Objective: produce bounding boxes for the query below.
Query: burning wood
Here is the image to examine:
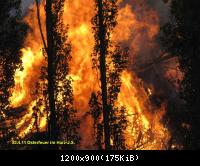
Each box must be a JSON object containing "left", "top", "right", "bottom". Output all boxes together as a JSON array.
[{"left": 1, "top": 0, "right": 174, "bottom": 150}]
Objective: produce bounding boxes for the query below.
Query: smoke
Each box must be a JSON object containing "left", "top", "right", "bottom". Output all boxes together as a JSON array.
[
  {"left": 18, "top": 0, "right": 182, "bottom": 148},
  {"left": 148, "top": 0, "right": 170, "bottom": 25},
  {"left": 117, "top": 2, "right": 185, "bottom": 148},
  {"left": 21, "top": 0, "right": 35, "bottom": 14},
  {"left": 118, "top": 0, "right": 184, "bottom": 111},
  {"left": 114, "top": 2, "right": 184, "bottom": 149},
  {"left": 22, "top": 0, "right": 170, "bottom": 24},
  {"left": 120, "top": 0, "right": 170, "bottom": 25},
  {"left": 21, "top": 0, "right": 176, "bottom": 113},
  {"left": 21, "top": 0, "right": 177, "bottom": 116}
]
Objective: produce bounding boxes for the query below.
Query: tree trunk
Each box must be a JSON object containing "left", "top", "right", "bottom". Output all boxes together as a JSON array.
[
  {"left": 97, "top": 0, "right": 110, "bottom": 150},
  {"left": 46, "top": 0, "right": 57, "bottom": 141},
  {"left": 35, "top": 0, "right": 47, "bottom": 52}
]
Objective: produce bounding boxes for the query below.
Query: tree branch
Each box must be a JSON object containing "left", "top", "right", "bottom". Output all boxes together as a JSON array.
[
  {"left": 132, "top": 53, "right": 176, "bottom": 73},
  {"left": 35, "top": 0, "right": 47, "bottom": 52}
]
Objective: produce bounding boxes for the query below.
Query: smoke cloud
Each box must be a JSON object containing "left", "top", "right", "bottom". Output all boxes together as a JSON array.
[
  {"left": 120, "top": 0, "right": 170, "bottom": 25},
  {"left": 21, "top": 0, "right": 35, "bottom": 13}
]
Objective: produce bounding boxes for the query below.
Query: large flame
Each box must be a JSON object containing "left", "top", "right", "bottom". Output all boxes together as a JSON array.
[{"left": 9, "top": 0, "right": 170, "bottom": 149}]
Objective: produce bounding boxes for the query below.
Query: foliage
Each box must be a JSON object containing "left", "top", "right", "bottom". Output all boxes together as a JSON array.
[
  {"left": 0, "top": 0, "right": 28, "bottom": 144},
  {"left": 90, "top": 0, "right": 128, "bottom": 149},
  {"left": 33, "top": 0, "right": 80, "bottom": 147},
  {"left": 160, "top": 0, "right": 200, "bottom": 149}
]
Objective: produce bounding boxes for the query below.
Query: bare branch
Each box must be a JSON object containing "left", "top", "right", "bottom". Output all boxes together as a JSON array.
[
  {"left": 132, "top": 53, "right": 176, "bottom": 73},
  {"left": 35, "top": 0, "right": 47, "bottom": 52}
]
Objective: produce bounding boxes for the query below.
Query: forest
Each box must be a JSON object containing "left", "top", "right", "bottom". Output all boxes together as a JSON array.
[{"left": 0, "top": 0, "right": 200, "bottom": 150}]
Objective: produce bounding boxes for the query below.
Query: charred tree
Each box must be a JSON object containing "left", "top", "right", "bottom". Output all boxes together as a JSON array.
[
  {"left": 89, "top": 92, "right": 103, "bottom": 149},
  {"left": 108, "top": 46, "right": 128, "bottom": 150},
  {"left": 92, "top": 0, "right": 128, "bottom": 150},
  {"left": 96, "top": 0, "right": 110, "bottom": 150},
  {"left": 92, "top": 0, "right": 113, "bottom": 150},
  {"left": 35, "top": 0, "right": 80, "bottom": 147},
  {"left": 53, "top": 1, "right": 80, "bottom": 146},
  {"left": 46, "top": 0, "right": 58, "bottom": 141}
]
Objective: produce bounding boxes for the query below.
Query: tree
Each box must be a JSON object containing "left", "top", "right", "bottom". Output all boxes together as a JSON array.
[
  {"left": 35, "top": 0, "right": 80, "bottom": 146},
  {"left": 0, "top": 0, "right": 28, "bottom": 144},
  {"left": 91, "top": 0, "right": 128, "bottom": 149},
  {"left": 89, "top": 92, "right": 103, "bottom": 149},
  {"left": 160, "top": 0, "right": 200, "bottom": 149},
  {"left": 45, "top": 0, "right": 58, "bottom": 141}
]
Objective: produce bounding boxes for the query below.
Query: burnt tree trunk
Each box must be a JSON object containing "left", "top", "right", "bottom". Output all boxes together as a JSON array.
[
  {"left": 97, "top": 0, "right": 110, "bottom": 150},
  {"left": 46, "top": 0, "right": 58, "bottom": 141}
]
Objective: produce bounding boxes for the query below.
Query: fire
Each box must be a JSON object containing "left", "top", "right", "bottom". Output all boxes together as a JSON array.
[
  {"left": 10, "top": 48, "right": 44, "bottom": 108},
  {"left": 9, "top": 0, "right": 170, "bottom": 149},
  {"left": 16, "top": 100, "right": 36, "bottom": 138},
  {"left": 118, "top": 71, "right": 169, "bottom": 149}
]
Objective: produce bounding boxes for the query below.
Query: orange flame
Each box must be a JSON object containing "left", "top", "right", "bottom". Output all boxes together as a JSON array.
[{"left": 9, "top": 0, "right": 170, "bottom": 149}]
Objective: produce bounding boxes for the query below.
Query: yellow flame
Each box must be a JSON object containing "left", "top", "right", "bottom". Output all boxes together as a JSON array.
[
  {"left": 9, "top": 0, "right": 170, "bottom": 149},
  {"left": 10, "top": 48, "right": 43, "bottom": 108}
]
